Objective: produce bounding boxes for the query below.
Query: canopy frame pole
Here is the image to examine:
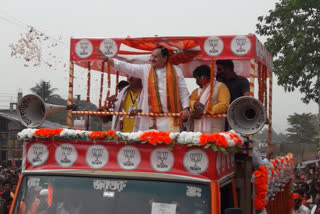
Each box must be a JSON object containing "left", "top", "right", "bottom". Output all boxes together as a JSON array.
[
  {"left": 103, "top": 63, "right": 111, "bottom": 109},
  {"left": 87, "top": 62, "right": 91, "bottom": 103},
  {"left": 67, "top": 62, "right": 74, "bottom": 128},
  {"left": 115, "top": 71, "right": 119, "bottom": 96},
  {"left": 99, "top": 62, "right": 105, "bottom": 108},
  {"left": 268, "top": 69, "right": 273, "bottom": 154},
  {"left": 249, "top": 59, "right": 255, "bottom": 97}
]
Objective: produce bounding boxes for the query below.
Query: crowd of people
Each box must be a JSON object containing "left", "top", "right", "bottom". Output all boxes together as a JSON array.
[
  {"left": 0, "top": 166, "right": 20, "bottom": 214},
  {"left": 97, "top": 46, "right": 250, "bottom": 134},
  {"left": 291, "top": 165, "right": 320, "bottom": 214}
]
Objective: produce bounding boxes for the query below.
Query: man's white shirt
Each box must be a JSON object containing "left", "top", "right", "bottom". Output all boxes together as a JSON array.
[{"left": 113, "top": 59, "right": 190, "bottom": 131}]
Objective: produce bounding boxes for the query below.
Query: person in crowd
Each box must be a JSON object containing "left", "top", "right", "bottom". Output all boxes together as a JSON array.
[
  {"left": 290, "top": 193, "right": 311, "bottom": 214},
  {"left": 97, "top": 80, "right": 130, "bottom": 127},
  {"left": 0, "top": 183, "right": 3, "bottom": 197},
  {"left": 111, "top": 76, "right": 143, "bottom": 132},
  {"left": 216, "top": 60, "right": 250, "bottom": 103},
  {"left": 97, "top": 45, "right": 190, "bottom": 132},
  {"left": 4, "top": 197, "right": 13, "bottom": 214},
  {"left": 189, "top": 65, "right": 230, "bottom": 133},
  {"left": 215, "top": 60, "right": 250, "bottom": 132},
  {"left": 311, "top": 194, "right": 320, "bottom": 214},
  {"left": 38, "top": 189, "right": 49, "bottom": 214},
  {"left": 1, "top": 183, "right": 12, "bottom": 202},
  {"left": 117, "top": 80, "right": 129, "bottom": 93}
]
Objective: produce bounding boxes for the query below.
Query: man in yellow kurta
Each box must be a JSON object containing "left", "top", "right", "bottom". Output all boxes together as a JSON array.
[
  {"left": 189, "top": 65, "right": 230, "bottom": 133},
  {"left": 111, "top": 77, "right": 142, "bottom": 132}
]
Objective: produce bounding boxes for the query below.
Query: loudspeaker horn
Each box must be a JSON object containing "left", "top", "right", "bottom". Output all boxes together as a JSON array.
[
  {"left": 17, "top": 94, "right": 67, "bottom": 128},
  {"left": 227, "top": 96, "right": 266, "bottom": 135}
]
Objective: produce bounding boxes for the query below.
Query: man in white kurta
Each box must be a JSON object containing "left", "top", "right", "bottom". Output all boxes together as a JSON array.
[{"left": 98, "top": 46, "right": 190, "bottom": 132}]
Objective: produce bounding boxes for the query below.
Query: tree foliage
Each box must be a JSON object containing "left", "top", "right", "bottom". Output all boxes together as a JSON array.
[
  {"left": 286, "top": 113, "right": 318, "bottom": 144},
  {"left": 30, "top": 80, "right": 59, "bottom": 102},
  {"left": 256, "top": 0, "right": 320, "bottom": 104},
  {"left": 30, "top": 80, "right": 102, "bottom": 130},
  {"left": 254, "top": 127, "right": 287, "bottom": 143}
]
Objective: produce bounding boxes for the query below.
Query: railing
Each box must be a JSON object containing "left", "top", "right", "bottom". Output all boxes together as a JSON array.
[{"left": 72, "top": 111, "right": 227, "bottom": 118}]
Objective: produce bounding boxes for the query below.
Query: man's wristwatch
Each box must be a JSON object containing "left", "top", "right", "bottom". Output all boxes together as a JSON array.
[{"left": 183, "top": 107, "right": 191, "bottom": 112}]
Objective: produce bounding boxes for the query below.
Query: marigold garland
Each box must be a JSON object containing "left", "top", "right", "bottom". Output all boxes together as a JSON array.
[
  {"left": 263, "top": 65, "right": 268, "bottom": 112},
  {"left": 87, "top": 62, "right": 91, "bottom": 103},
  {"left": 139, "top": 131, "right": 172, "bottom": 145},
  {"left": 99, "top": 62, "right": 105, "bottom": 108},
  {"left": 199, "top": 133, "right": 229, "bottom": 148},
  {"left": 34, "top": 128, "right": 63, "bottom": 138},
  {"left": 89, "top": 130, "right": 117, "bottom": 140},
  {"left": 115, "top": 71, "right": 119, "bottom": 96},
  {"left": 258, "top": 61, "right": 263, "bottom": 103},
  {"left": 103, "top": 63, "right": 111, "bottom": 109},
  {"left": 252, "top": 153, "right": 294, "bottom": 211},
  {"left": 18, "top": 128, "right": 244, "bottom": 152},
  {"left": 206, "top": 61, "right": 215, "bottom": 110},
  {"left": 253, "top": 165, "right": 268, "bottom": 210}
]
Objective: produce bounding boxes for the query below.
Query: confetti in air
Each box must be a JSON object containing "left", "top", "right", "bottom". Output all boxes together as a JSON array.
[{"left": 9, "top": 26, "right": 66, "bottom": 69}]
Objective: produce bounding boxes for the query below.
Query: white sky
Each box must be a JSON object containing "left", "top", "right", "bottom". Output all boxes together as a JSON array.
[{"left": 0, "top": 0, "right": 318, "bottom": 133}]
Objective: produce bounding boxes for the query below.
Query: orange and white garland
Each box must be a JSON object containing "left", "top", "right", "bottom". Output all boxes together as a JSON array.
[
  {"left": 87, "top": 62, "right": 91, "bottom": 102},
  {"left": 98, "top": 62, "right": 105, "bottom": 108},
  {"left": 252, "top": 153, "right": 294, "bottom": 211},
  {"left": 103, "top": 63, "right": 111, "bottom": 109},
  {"left": 18, "top": 128, "right": 244, "bottom": 152}
]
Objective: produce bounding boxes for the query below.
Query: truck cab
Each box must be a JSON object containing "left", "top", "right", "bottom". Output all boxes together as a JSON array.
[{"left": 11, "top": 130, "right": 242, "bottom": 214}]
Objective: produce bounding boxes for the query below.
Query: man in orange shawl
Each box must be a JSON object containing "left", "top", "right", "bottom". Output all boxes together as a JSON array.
[
  {"left": 189, "top": 65, "right": 230, "bottom": 133},
  {"left": 97, "top": 46, "right": 190, "bottom": 132}
]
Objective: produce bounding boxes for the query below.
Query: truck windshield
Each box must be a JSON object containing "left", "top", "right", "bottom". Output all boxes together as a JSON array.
[{"left": 13, "top": 175, "right": 211, "bottom": 214}]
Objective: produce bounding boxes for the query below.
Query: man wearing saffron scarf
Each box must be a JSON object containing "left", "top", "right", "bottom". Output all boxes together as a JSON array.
[
  {"left": 189, "top": 65, "right": 230, "bottom": 133},
  {"left": 97, "top": 46, "right": 190, "bottom": 132}
]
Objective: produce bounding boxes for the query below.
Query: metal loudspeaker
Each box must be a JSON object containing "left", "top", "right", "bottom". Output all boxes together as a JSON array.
[
  {"left": 17, "top": 94, "right": 67, "bottom": 128},
  {"left": 227, "top": 96, "right": 266, "bottom": 135}
]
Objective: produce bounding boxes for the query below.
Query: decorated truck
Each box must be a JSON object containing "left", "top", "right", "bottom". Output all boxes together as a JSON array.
[
  {"left": 11, "top": 35, "right": 277, "bottom": 214},
  {"left": 12, "top": 129, "right": 243, "bottom": 214}
]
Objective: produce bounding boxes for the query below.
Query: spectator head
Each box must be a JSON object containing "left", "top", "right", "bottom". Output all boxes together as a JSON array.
[
  {"left": 193, "top": 65, "right": 211, "bottom": 88},
  {"left": 4, "top": 182, "right": 11, "bottom": 192},
  {"left": 117, "top": 80, "right": 129, "bottom": 92},
  {"left": 216, "top": 60, "right": 235, "bottom": 81},
  {"left": 39, "top": 188, "right": 49, "bottom": 203},
  {"left": 292, "top": 193, "right": 303, "bottom": 210}
]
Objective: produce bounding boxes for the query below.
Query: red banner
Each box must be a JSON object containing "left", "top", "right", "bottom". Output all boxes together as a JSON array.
[
  {"left": 24, "top": 140, "right": 234, "bottom": 181},
  {"left": 69, "top": 35, "right": 273, "bottom": 76}
]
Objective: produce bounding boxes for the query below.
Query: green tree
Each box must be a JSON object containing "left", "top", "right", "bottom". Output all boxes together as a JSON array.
[
  {"left": 30, "top": 80, "right": 59, "bottom": 102},
  {"left": 256, "top": 0, "right": 320, "bottom": 144},
  {"left": 254, "top": 127, "right": 287, "bottom": 144},
  {"left": 30, "top": 81, "right": 102, "bottom": 130},
  {"left": 286, "top": 113, "right": 318, "bottom": 144}
]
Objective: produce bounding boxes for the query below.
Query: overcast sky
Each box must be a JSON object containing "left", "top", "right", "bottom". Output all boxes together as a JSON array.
[{"left": 0, "top": 0, "right": 318, "bottom": 133}]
